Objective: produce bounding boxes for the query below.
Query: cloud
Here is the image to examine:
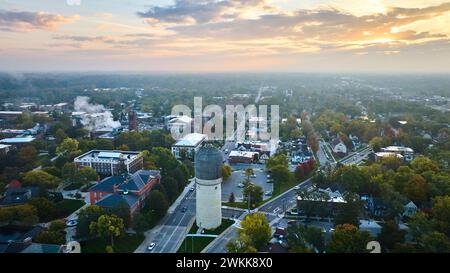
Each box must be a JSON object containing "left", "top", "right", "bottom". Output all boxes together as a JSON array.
[
  {"left": 161, "top": 2, "right": 450, "bottom": 53},
  {"left": 138, "top": 0, "right": 277, "bottom": 24},
  {"left": 0, "top": 9, "right": 79, "bottom": 31}
]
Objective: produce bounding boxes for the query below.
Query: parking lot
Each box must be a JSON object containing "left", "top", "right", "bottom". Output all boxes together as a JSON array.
[{"left": 221, "top": 168, "right": 273, "bottom": 202}]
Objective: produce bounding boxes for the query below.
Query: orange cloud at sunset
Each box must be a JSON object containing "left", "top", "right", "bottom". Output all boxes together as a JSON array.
[{"left": 0, "top": 0, "right": 449, "bottom": 72}]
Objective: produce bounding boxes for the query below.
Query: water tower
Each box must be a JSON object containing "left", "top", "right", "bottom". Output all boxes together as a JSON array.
[{"left": 195, "top": 145, "right": 223, "bottom": 230}]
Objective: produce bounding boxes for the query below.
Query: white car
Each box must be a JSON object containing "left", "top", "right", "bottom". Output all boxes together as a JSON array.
[
  {"left": 294, "top": 185, "right": 300, "bottom": 190},
  {"left": 238, "top": 183, "right": 245, "bottom": 188},
  {"left": 147, "top": 243, "right": 156, "bottom": 251},
  {"left": 66, "top": 220, "right": 77, "bottom": 227}
]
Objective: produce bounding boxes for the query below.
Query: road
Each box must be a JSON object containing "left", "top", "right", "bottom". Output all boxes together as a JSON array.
[
  {"left": 135, "top": 185, "right": 197, "bottom": 253},
  {"left": 204, "top": 178, "right": 313, "bottom": 253},
  {"left": 340, "top": 146, "right": 373, "bottom": 166},
  {"left": 317, "top": 139, "right": 337, "bottom": 168},
  {"left": 259, "top": 178, "right": 312, "bottom": 215}
]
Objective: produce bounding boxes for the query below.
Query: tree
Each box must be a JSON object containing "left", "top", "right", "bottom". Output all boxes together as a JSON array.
[
  {"left": 35, "top": 220, "right": 66, "bottom": 245},
  {"left": 245, "top": 168, "right": 254, "bottom": 180},
  {"left": 132, "top": 211, "right": 157, "bottom": 233},
  {"left": 222, "top": 164, "right": 232, "bottom": 180},
  {"left": 0, "top": 204, "right": 39, "bottom": 226},
  {"left": 148, "top": 147, "right": 179, "bottom": 175},
  {"left": 411, "top": 156, "right": 439, "bottom": 174},
  {"left": 29, "top": 198, "right": 57, "bottom": 222},
  {"left": 144, "top": 190, "right": 169, "bottom": 218},
  {"left": 238, "top": 213, "right": 272, "bottom": 250},
  {"left": 79, "top": 167, "right": 98, "bottom": 186},
  {"left": 266, "top": 153, "right": 289, "bottom": 170},
  {"left": 295, "top": 164, "right": 305, "bottom": 180},
  {"left": 118, "top": 144, "right": 130, "bottom": 151},
  {"left": 55, "top": 128, "right": 67, "bottom": 144},
  {"left": 95, "top": 139, "right": 114, "bottom": 150},
  {"left": 418, "top": 231, "right": 450, "bottom": 252},
  {"left": 327, "top": 224, "right": 373, "bottom": 253},
  {"left": 228, "top": 192, "right": 236, "bottom": 203},
  {"left": 17, "top": 112, "right": 34, "bottom": 129},
  {"left": 57, "top": 138, "right": 80, "bottom": 158},
  {"left": 89, "top": 214, "right": 124, "bottom": 249},
  {"left": 243, "top": 182, "right": 263, "bottom": 209},
  {"left": 431, "top": 196, "right": 450, "bottom": 236},
  {"left": 369, "top": 136, "right": 385, "bottom": 152},
  {"left": 62, "top": 162, "right": 79, "bottom": 183},
  {"left": 407, "top": 212, "right": 435, "bottom": 240},
  {"left": 227, "top": 233, "right": 257, "bottom": 253},
  {"left": 334, "top": 193, "right": 363, "bottom": 227},
  {"left": 161, "top": 177, "right": 179, "bottom": 203},
  {"left": 19, "top": 145, "right": 38, "bottom": 166},
  {"left": 380, "top": 156, "right": 402, "bottom": 171},
  {"left": 171, "top": 166, "right": 188, "bottom": 191},
  {"left": 23, "top": 170, "right": 60, "bottom": 189},
  {"left": 377, "top": 220, "right": 406, "bottom": 252},
  {"left": 76, "top": 205, "right": 106, "bottom": 238},
  {"left": 271, "top": 165, "right": 293, "bottom": 185},
  {"left": 287, "top": 224, "right": 324, "bottom": 253},
  {"left": 404, "top": 174, "right": 428, "bottom": 205}
]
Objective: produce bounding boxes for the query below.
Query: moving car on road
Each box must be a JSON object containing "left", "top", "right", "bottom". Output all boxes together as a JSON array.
[{"left": 147, "top": 243, "right": 156, "bottom": 251}]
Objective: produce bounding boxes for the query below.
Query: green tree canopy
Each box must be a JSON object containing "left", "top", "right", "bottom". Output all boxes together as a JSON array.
[
  {"left": 23, "top": 170, "right": 60, "bottom": 189},
  {"left": 238, "top": 213, "right": 272, "bottom": 250},
  {"left": 326, "top": 224, "right": 373, "bottom": 253}
]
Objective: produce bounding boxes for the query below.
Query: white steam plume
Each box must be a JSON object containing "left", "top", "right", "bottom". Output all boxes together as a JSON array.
[{"left": 74, "top": 96, "right": 121, "bottom": 131}]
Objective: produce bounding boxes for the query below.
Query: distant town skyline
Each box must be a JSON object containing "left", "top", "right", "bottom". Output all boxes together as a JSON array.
[{"left": 1, "top": 0, "right": 450, "bottom": 72}]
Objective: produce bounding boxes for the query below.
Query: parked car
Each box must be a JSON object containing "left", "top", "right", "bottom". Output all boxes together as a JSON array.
[
  {"left": 181, "top": 206, "right": 187, "bottom": 213},
  {"left": 238, "top": 183, "right": 245, "bottom": 188}
]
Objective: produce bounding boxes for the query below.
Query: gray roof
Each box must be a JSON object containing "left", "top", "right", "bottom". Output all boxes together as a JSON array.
[
  {"left": 195, "top": 146, "right": 223, "bottom": 180},
  {"left": 90, "top": 170, "right": 161, "bottom": 193},
  {"left": 21, "top": 243, "right": 62, "bottom": 253},
  {"left": 96, "top": 194, "right": 138, "bottom": 208}
]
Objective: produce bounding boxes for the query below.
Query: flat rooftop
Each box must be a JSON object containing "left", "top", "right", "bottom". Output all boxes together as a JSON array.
[
  {"left": 173, "top": 133, "right": 207, "bottom": 147},
  {"left": 382, "top": 146, "right": 414, "bottom": 153},
  {"left": 75, "top": 150, "right": 141, "bottom": 161},
  {"left": 0, "top": 137, "right": 36, "bottom": 144},
  {"left": 229, "top": 150, "right": 259, "bottom": 158}
]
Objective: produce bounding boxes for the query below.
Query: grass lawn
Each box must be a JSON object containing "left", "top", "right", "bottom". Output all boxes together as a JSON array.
[
  {"left": 81, "top": 233, "right": 145, "bottom": 253},
  {"left": 177, "top": 219, "right": 234, "bottom": 253},
  {"left": 222, "top": 201, "right": 248, "bottom": 210},
  {"left": 56, "top": 199, "right": 85, "bottom": 218},
  {"left": 178, "top": 237, "right": 215, "bottom": 253}
]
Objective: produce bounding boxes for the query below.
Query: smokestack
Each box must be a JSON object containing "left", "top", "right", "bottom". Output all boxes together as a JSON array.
[{"left": 128, "top": 110, "right": 138, "bottom": 131}]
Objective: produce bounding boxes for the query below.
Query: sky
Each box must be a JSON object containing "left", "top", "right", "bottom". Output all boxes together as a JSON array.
[{"left": 0, "top": 0, "right": 449, "bottom": 73}]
